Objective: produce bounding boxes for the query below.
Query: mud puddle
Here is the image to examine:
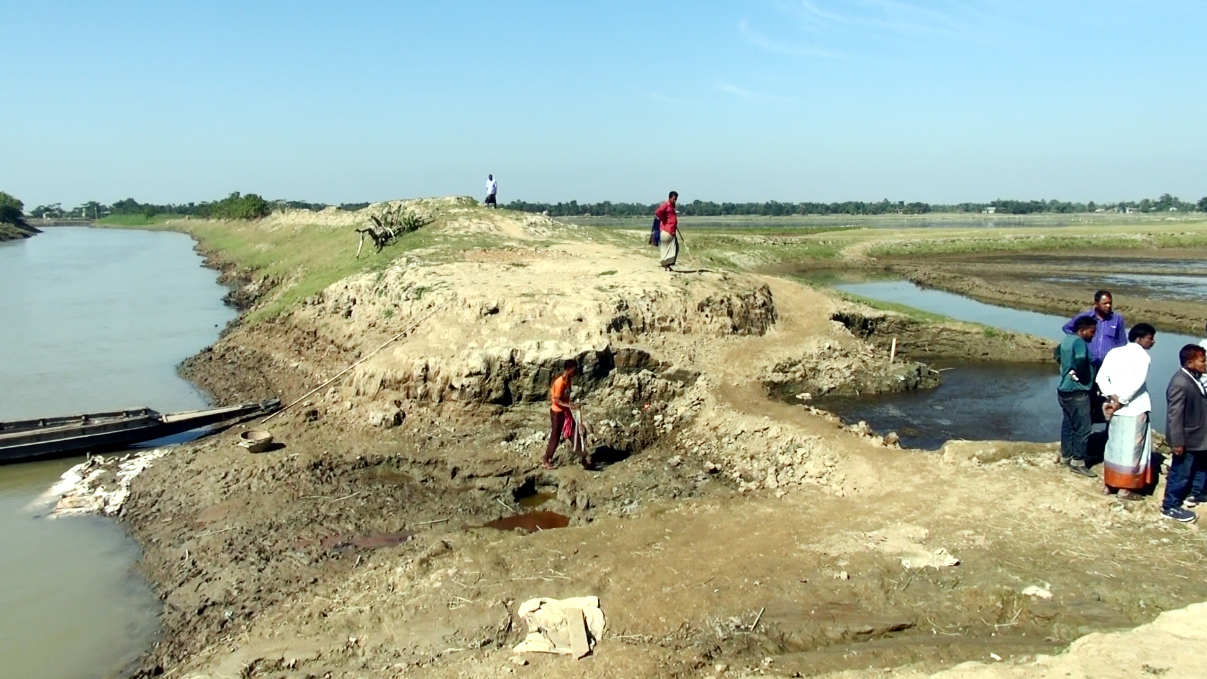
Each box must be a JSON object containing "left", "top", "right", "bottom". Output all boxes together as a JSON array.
[{"left": 483, "top": 511, "right": 570, "bottom": 532}]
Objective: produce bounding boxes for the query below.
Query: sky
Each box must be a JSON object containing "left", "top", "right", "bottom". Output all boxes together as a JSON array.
[{"left": 2, "top": 1, "right": 1205, "bottom": 207}]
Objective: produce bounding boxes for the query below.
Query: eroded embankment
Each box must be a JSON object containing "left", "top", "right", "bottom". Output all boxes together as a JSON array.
[
  {"left": 830, "top": 309, "right": 1054, "bottom": 363},
  {"left": 44, "top": 204, "right": 1207, "bottom": 679}
]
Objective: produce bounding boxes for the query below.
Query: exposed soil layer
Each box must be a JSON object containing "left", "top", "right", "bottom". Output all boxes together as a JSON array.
[{"left": 56, "top": 206, "right": 1207, "bottom": 679}]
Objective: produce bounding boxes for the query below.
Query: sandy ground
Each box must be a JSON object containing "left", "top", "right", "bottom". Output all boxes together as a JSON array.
[{"left": 42, "top": 204, "right": 1207, "bottom": 679}]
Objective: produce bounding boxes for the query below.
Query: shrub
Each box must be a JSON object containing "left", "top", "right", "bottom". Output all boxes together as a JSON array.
[{"left": 0, "top": 191, "right": 27, "bottom": 227}]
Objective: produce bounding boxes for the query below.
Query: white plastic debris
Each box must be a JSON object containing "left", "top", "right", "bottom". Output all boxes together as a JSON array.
[
  {"left": 900, "top": 547, "right": 960, "bottom": 569},
  {"left": 512, "top": 596, "right": 605, "bottom": 659},
  {"left": 1022, "top": 585, "right": 1053, "bottom": 599}
]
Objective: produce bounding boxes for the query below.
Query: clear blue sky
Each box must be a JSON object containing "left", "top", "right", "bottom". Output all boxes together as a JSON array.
[{"left": 3, "top": 1, "right": 1205, "bottom": 207}]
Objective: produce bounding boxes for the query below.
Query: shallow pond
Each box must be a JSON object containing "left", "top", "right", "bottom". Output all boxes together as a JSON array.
[
  {"left": 824, "top": 280, "right": 1201, "bottom": 449},
  {"left": 0, "top": 227, "right": 235, "bottom": 678}
]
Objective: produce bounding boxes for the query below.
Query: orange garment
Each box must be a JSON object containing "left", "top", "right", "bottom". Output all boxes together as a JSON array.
[{"left": 550, "top": 374, "right": 571, "bottom": 412}]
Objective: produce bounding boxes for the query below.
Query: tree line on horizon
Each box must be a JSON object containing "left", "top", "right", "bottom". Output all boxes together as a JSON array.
[
  {"left": 505, "top": 194, "right": 1207, "bottom": 217},
  {"left": 8, "top": 191, "right": 1207, "bottom": 223}
]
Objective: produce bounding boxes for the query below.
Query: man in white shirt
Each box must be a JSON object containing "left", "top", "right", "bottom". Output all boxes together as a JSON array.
[
  {"left": 485, "top": 174, "right": 498, "bottom": 208},
  {"left": 1096, "top": 323, "right": 1157, "bottom": 500}
]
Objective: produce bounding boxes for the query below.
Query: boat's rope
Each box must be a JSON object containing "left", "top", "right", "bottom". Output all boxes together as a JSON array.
[{"left": 261, "top": 298, "right": 453, "bottom": 424}]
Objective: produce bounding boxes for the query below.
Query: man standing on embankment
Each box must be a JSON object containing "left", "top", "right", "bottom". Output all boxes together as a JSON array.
[
  {"left": 1058, "top": 316, "right": 1098, "bottom": 477},
  {"left": 654, "top": 191, "right": 680, "bottom": 270},
  {"left": 1096, "top": 323, "right": 1156, "bottom": 500},
  {"left": 485, "top": 174, "right": 498, "bottom": 208},
  {"left": 1063, "top": 290, "right": 1127, "bottom": 367},
  {"left": 1162, "top": 344, "right": 1207, "bottom": 523}
]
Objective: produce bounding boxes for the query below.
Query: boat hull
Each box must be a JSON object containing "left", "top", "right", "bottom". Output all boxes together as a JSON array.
[{"left": 0, "top": 400, "right": 280, "bottom": 464}]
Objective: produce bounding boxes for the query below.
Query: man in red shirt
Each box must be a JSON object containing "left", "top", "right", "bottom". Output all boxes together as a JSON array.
[
  {"left": 542, "top": 359, "right": 579, "bottom": 469},
  {"left": 654, "top": 191, "right": 680, "bottom": 270}
]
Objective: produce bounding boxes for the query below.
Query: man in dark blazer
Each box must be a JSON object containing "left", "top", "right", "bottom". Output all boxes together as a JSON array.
[{"left": 1163, "top": 344, "right": 1207, "bottom": 522}]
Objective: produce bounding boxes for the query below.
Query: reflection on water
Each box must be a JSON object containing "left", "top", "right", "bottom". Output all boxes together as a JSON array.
[
  {"left": 0, "top": 227, "right": 236, "bottom": 679},
  {"left": 826, "top": 280, "right": 1201, "bottom": 448}
]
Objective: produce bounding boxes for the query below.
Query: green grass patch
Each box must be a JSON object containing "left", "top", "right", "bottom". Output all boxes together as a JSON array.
[{"left": 91, "top": 201, "right": 502, "bottom": 324}]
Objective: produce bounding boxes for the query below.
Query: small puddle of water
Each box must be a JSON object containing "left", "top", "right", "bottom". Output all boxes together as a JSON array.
[{"left": 484, "top": 511, "right": 570, "bottom": 532}]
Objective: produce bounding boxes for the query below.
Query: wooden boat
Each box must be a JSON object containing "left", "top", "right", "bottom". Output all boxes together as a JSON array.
[{"left": 0, "top": 399, "right": 281, "bottom": 464}]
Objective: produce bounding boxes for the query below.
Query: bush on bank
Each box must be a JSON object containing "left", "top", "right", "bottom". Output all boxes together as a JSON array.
[{"left": 0, "top": 191, "right": 28, "bottom": 228}]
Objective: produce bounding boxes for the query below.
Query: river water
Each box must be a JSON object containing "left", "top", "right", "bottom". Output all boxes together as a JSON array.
[
  {"left": 0, "top": 227, "right": 235, "bottom": 679},
  {"left": 821, "top": 280, "right": 1201, "bottom": 449}
]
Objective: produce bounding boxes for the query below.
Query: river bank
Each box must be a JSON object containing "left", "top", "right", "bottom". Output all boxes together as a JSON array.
[
  {"left": 50, "top": 204, "right": 1207, "bottom": 679},
  {"left": 0, "top": 221, "right": 41, "bottom": 240}
]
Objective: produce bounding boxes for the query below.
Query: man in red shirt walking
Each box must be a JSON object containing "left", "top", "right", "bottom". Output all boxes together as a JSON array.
[{"left": 654, "top": 191, "right": 680, "bottom": 270}]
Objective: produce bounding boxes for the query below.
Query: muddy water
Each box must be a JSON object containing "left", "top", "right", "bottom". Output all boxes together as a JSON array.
[
  {"left": 484, "top": 511, "right": 570, "bottom": 532},
  {"left": 825, "top": 280, "right": 1200, "bottom": 449},
  {"left": 0, "top": 227, "right": 236, "bottom": 678}
]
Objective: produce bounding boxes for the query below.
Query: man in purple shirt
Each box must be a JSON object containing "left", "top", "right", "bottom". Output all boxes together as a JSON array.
[{"left": 1063, "top": 290, "right": 1127, "bottom": 367}]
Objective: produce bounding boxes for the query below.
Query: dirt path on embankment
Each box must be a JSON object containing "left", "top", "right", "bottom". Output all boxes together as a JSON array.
[{"left": 41, "top": 203, "right": 1207, "bottom": 679}]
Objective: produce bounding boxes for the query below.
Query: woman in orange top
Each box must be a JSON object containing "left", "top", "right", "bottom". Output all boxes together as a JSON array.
[{"left": 542, "top": 359, "right": 578, "bottom": 469}]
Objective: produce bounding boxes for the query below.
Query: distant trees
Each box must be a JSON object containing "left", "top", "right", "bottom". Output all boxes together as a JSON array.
[
  {"left": 0, "top": 191, "right": 28, "bottom": 227},
  {"left": 206, "top": 192, "right": 271, "bottom": 220},
  {"left": 503, "top": 198, "right": 934, "bottom": 218},
  {"left": 30, "top": 203, "right": 64, "bottom": 219},
  {"left": 104, "top": 193, "right": 271, "bottom": 220},
  {"left": 505, "top": 193, "right": 1207, "bottom": 217},
  {"left": 22, "top": 191, "right": 1207, "bottom": 223}
]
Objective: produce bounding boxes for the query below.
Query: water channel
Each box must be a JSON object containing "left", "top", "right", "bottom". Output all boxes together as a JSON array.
[
  {"left": 819, "top": 280, "right": 1201, "bottom": 450},
  {"left": 0, "top": 227, "right": 235, "bottom": 679}
]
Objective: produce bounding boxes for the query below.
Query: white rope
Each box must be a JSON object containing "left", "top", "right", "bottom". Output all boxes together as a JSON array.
[{"left": 261, "top": 299, "right": 453, "bottom": 423}]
